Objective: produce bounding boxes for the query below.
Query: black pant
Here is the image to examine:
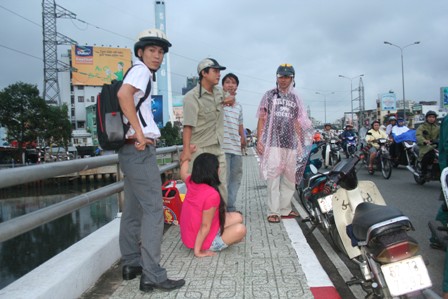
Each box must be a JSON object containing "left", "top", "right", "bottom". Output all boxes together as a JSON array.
[
  {"left": 421, "top": 149, "right": 436, "bottom": 174},
  {"left": 389, "top": 142, "right": 404, "bottom": 160}
]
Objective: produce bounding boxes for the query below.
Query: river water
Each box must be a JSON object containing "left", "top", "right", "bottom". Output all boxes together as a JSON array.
[{"left": 0, "top": 183, "right": 119, "bottom": 289}]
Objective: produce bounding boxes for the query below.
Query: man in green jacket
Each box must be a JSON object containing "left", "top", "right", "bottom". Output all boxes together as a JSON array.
[
  {"left": 416, "top": 110, "right": 440, "bottom": 178},
  {"left": 440, "top": 114, "right": 448, "bottom": 171}
]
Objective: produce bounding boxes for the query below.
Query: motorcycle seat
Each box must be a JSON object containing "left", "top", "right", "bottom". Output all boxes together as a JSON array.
[{"left": 352, "top": 202, "right": 412, "bottom": 242}]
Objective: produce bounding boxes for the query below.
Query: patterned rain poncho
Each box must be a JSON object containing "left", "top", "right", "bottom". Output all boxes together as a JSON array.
[{"left": 257, "top": 83, "right": 314, "bottom": 185}]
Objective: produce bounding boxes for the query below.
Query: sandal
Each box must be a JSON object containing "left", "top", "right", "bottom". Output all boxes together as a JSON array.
[
  {"left": 281, "top": 211, "right": 299, "bottom": 219},
  {"left": 368, "top": 166, "right": 374, "bottom": 175},
  {"left": 267, "top": 215, "right": 281, "bottom": 223}
]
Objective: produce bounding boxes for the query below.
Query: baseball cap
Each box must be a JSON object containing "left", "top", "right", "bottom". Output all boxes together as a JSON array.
[{"left": 197, "top": 58, "right": 226, "bottom": 75}]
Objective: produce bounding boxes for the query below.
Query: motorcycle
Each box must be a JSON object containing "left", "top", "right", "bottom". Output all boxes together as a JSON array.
[
  {"left": 324, "top": 137, "right": 341, "bottom": 168},
  {"left": 404, "top": 132, "right": 439, "bottom": 185},
  {"left": 361, "top": 138, "right": 392, "bottom": 179},
  {"left": 297, "top": 143, "right": 333, "bottom": 235},
  {"left": 324, "top": 156, "right": 433, "bottom": 298},
  {"left": 346, "top": 135, "right": 358, "bottom": 158}
]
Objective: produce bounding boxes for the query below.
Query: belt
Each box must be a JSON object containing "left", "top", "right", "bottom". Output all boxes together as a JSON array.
[{"left": 124, "top": 138, "right": 155, "bottom": 145}]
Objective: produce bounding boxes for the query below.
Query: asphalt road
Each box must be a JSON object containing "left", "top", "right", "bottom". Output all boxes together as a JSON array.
[{"left": 294, "top": 158, "right": 444, "bottom": 298}]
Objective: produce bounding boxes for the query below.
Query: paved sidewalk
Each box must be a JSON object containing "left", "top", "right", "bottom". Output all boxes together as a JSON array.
[{"left": 105, "top": 152, "right": 336, "bottom": 299}]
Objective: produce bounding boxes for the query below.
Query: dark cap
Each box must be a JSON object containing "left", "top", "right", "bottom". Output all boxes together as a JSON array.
[{"left": 276, "top": 63, "right": 295, "bottom": 77}]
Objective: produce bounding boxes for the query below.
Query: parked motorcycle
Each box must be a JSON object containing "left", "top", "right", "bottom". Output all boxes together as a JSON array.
[
  {"left": 346, "top": 135, "right": 358, "bottom": 158},
  {"left": 361, "top": 138, "right": 392, "bottom": 179},
  {"left": 297, "top": 149, "right": 334, "bottom": 235},
  {"left": 323, "top": 156, "right": 433, "bottom": 298},
  {"left": 324, "top": 137, "right": 341, "bottom": 168}
]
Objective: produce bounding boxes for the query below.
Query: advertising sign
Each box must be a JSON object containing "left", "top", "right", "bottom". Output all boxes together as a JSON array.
[
  {"left": 151, "top": 95, "right": 164, "bottom": 128},
  {"left": 442, "top": 87, "right": 448, "bottom": 109},
  {"left": 71, "top": 45, "right": 132, "bottom": 86},
  {"left": 381, "top": 93, "right": 396, "bottom": 110}
]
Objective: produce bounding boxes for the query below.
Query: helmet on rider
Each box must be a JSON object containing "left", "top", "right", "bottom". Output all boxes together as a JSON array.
[
  {"left": 425, "top": 110, "right": 438, "bottom": 119},
  {"left": 388, "top": 116, "right": 397, "bottom": 122},
  {"left": 276, "top": 64, "right": 295, "bottom": 77},
  {"left": 345, "top": 124, "right": 353, "bottom": 130},
  {"left": 397, "top": 117, "right": 405, "bottom": 126},
  {"left": 324, "top": 123, "right": 332, "bottom": 129},
  {"left": 134, "top": 28, "right": 172, "bottom": 57}
]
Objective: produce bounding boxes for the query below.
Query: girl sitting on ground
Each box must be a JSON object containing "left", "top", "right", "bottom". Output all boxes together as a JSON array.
[{"left": 179, "top": 152, "right": 246, "bottom": 257}]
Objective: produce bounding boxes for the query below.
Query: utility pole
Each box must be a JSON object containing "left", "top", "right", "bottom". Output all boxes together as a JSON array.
[{"left": 42, "top": 0, "right": 77, "bottom": 105}]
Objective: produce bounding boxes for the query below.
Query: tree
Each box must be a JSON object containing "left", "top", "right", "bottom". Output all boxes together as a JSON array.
[
  {"left": 0, "top": 82, "right": 72, "bottom": 154},
  {"left": 0, "top": 82, "right": 43, "bottom": 149},
  {"left": 160, "top": 121, "right": 182, "bottom": 146}
]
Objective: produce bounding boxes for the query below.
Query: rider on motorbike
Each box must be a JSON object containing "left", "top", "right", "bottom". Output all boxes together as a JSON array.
[
  {"left": 390, "top": 117, "right": 409, "bottom": 162},
  {"left": 385, "top": 115, "right": 397, "bottom": 137},
  {"left": 365, "top": 120, "right": 388, "bottom": 174},
  {"left": 416, "top": 110, "right": 440, "bottom": 178},
  {"left": 321, "top": 123, "right": 338, "bottom": 159},
  {"left": 339, "top": 124, "right": 356, "bottom": 158}
]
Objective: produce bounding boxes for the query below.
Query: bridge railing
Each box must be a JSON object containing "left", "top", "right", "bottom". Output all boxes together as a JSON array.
[{"left": 0, "top": 145, "right": 183, "bottom": 243}]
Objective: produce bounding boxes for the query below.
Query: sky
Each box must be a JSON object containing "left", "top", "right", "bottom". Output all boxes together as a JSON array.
[{"left": 1, "top": 0, "right": 447, "bottom": 131}]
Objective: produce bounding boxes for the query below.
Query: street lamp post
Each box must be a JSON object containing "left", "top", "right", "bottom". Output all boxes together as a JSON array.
[
  {"left": 383, "top": 41, "right": 420, "bottom": 120},
  {"left": 315, "top": 91, "right": 334, "bottom": 124},
  {"left": 338, "top": 74, "right": 364, "bottom": 126}
]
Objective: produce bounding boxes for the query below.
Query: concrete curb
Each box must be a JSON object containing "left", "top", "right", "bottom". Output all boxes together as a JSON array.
[{"left": 283, "top": 218, "right": 341, "bottom": 299}]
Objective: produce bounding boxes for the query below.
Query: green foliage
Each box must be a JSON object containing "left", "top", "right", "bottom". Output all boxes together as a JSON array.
[
  {"left": 160, "top": 121, "right": 182, "bottom": 146},
  {"left": 0, "top": 82, "right": 72, "bottom": 150}
]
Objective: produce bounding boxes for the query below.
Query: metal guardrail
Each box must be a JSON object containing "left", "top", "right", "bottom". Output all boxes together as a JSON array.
[{"left": 0, "top": 145, "right": 182, "bottom": 243}]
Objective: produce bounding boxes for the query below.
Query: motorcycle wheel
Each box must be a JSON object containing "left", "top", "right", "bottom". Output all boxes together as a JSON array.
[
  {"left": 348, "top": 146, "right": 356, "bottom": 157},
  {"left": 299, "top": 191, "right": 314, "bottom": 219},
  {"left": 329, "top": 225, "right": 348, "bottom": 256},
  {"left": 414, "top": 163, "right": 426, "bottom": 185},
  {"left": 381, "top": 158, "right": 392, "bottom": 179}
]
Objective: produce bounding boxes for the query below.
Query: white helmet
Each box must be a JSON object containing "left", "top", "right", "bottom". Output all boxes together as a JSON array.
[{"left": 134, "top": 28, "right": 171, "bottom": 57}]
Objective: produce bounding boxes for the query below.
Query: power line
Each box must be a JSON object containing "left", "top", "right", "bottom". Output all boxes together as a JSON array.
[
  {"left": 0, "top": 4, "right": 41, "bottom": 27},
  {"left": 0, "top": 44, "right": 42, "bottom": 61}
]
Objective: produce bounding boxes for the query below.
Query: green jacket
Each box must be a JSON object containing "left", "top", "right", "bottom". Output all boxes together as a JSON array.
[
  {"left": 416, "top": 121, "right": 439, "bottom": 160},
  {"left": 439, "top": 115, "right": 448, "bottom": 170}
]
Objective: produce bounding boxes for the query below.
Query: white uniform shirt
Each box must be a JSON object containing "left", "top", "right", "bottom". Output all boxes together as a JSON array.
[{"left": 122, "top": 59, "right": 161, "bottom": 139}]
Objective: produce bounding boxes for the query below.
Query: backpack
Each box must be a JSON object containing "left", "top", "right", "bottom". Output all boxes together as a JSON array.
[{"left": 96, "top": 65, "right": 151, "bottom": 150}]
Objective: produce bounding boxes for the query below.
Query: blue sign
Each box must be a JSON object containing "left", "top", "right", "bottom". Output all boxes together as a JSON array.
[{"left": 151, "top": 95, "right": 164, "bottom": 128}]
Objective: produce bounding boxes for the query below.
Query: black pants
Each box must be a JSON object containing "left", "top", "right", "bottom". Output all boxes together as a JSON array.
[
  {"left": 421, "top": 150, "right": 436, "bottom": 174},
  {"left": 389, "top": 142, "right": 404, "bottom": 160}
]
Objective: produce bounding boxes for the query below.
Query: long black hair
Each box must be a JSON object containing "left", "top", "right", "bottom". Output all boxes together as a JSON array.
[{"left": 191, "top": 153, "right": 226, "bottom": 233}]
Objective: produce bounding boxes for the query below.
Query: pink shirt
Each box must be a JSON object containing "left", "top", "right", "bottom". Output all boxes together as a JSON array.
[{"left": 180, "top": 176, "right": 221, "bottom": 250}]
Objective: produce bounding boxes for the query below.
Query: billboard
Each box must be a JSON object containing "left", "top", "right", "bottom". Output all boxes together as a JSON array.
[
  {"left": 71, "top": 45, "right": 132, "bottom": 86},
  {"left": 441, "top": 87, "right": 448, "bottom": 109},
  {"left": 151, "top": 95, "right": 164, "bottom": 128},
  {"left": 380, "top": 93, "right": 397, "bottom": 110}
]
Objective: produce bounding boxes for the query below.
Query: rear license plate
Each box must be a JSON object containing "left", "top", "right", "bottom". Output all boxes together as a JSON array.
[
  {"left": 317, "top": 195, "right": 332, "bottom": 213},
  {"left": 381, "top": 255, "right": 432, "bottom": 296}
]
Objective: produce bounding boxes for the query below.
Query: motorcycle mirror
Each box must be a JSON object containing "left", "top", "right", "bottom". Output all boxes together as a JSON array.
[{"left": 309, "top": 164, "right": 318, "bottom": 174}]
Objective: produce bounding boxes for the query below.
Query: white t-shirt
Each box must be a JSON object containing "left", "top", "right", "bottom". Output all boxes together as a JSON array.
[{"left": 122, "top": 60, "right": 160, "bottom": 139}]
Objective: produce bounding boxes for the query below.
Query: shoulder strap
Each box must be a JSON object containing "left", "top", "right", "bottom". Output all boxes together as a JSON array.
[
  {"left": 122, "top": 64, "right": 152, "bottom": 112},
  {"left": 121, "top": 63, "right": 153, "bottom": 128}
]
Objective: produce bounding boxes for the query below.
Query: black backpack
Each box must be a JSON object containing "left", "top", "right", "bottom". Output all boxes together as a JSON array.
[{"left": 96, "top": 66, "right": 151, "bottom": 150}]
